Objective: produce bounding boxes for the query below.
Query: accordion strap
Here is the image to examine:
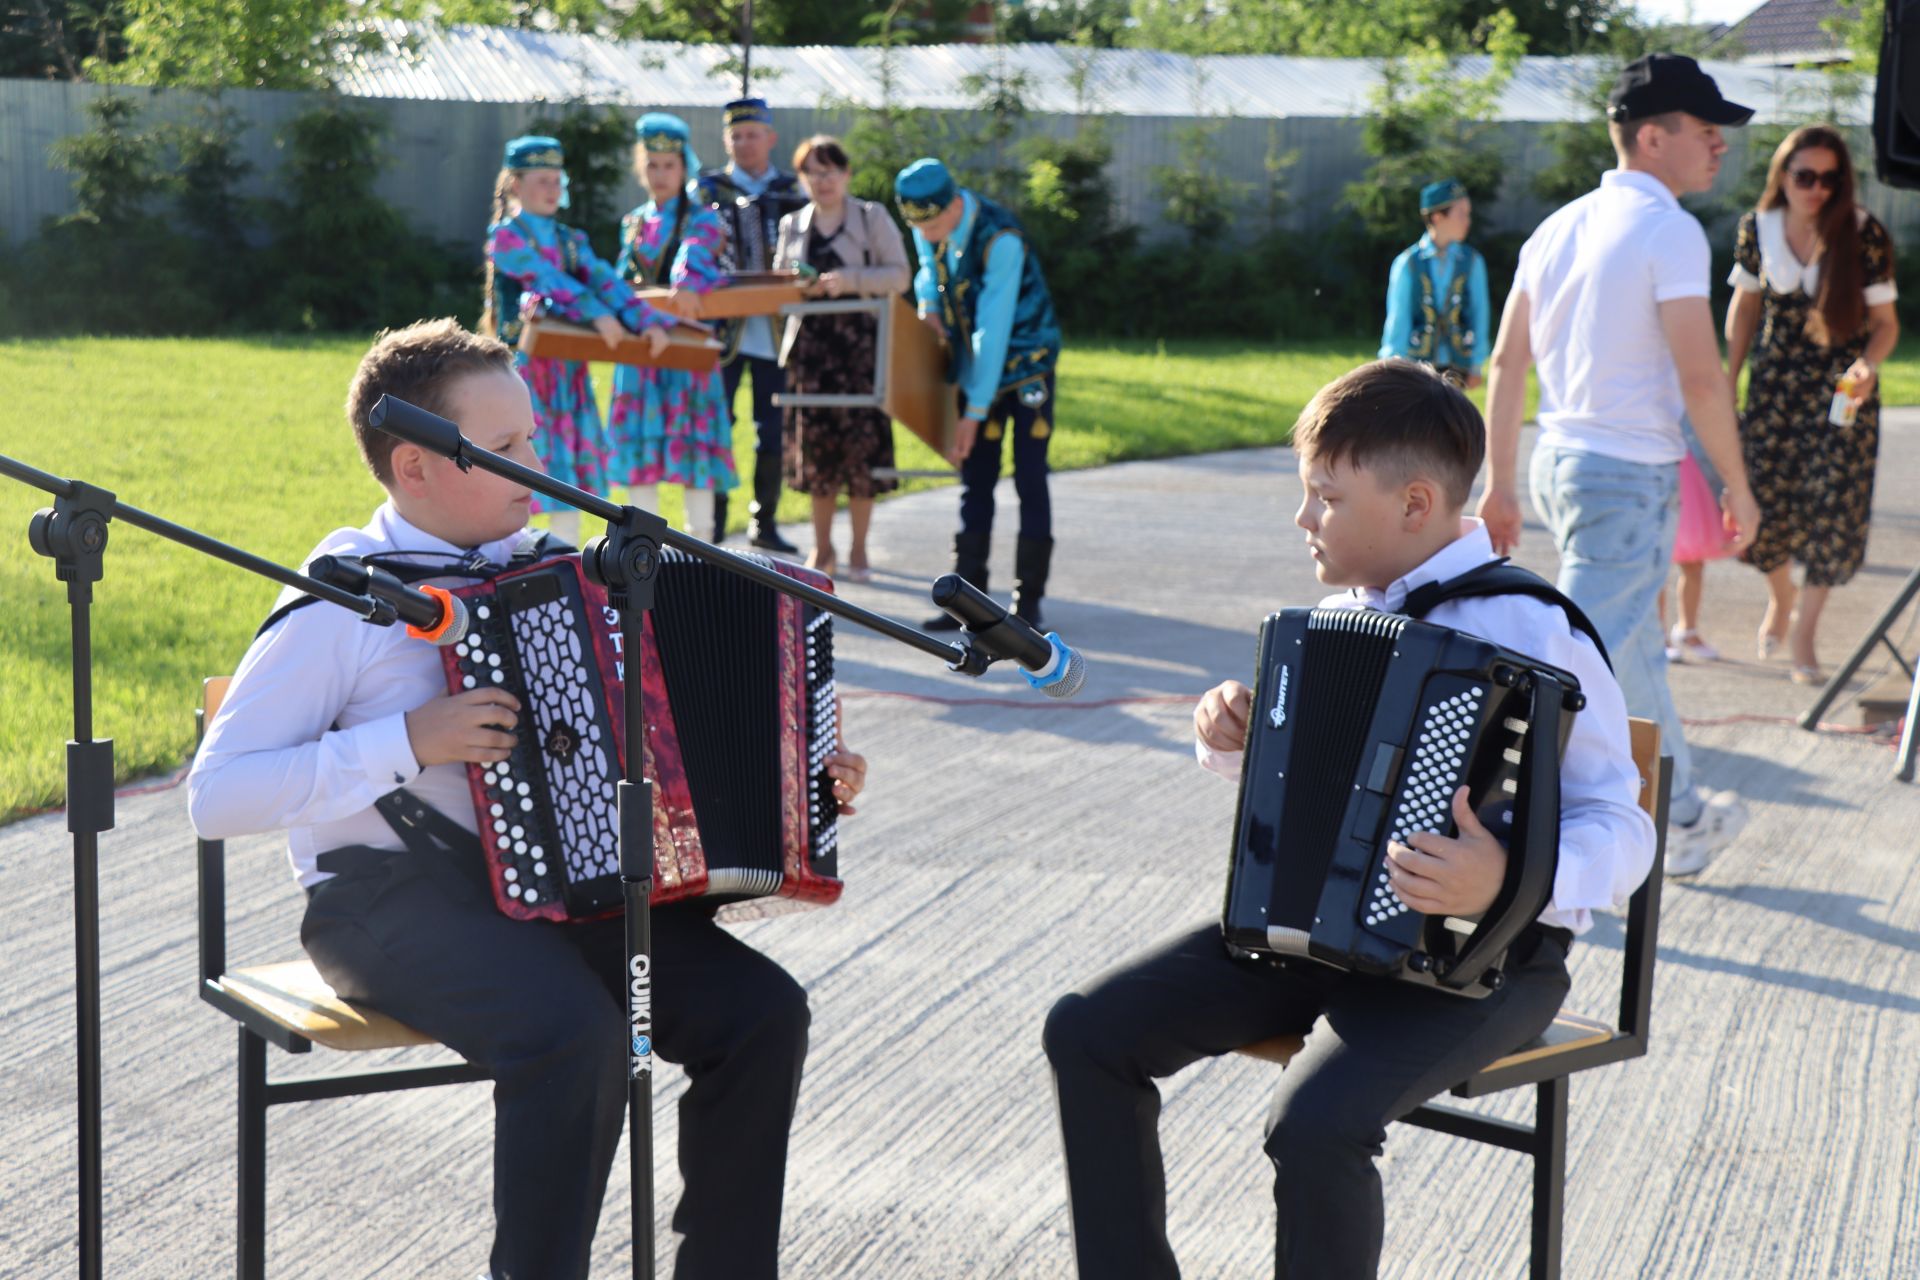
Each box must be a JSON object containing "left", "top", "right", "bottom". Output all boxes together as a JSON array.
[
  {"left": 1402, "top": 560, "right": 1612, "bottom": 671},
  {"left": 373, "top": 786, "right": 482, "bottom": 860}
]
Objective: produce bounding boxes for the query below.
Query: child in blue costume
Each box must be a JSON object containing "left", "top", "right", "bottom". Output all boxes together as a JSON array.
[
  {"left": 897, "top": 157, "right": 1064, "bottom": 630},
  {"left": 1379, "top": 178, "right": 1492, "bottom": 389},
  {"left": 484, "top": 134, "right": 671, "bottom": 544}
]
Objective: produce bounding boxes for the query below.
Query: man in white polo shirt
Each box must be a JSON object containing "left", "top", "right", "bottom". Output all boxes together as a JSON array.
[{"left": 1479, "top": 53, "right": 1762, "bottom": 876}]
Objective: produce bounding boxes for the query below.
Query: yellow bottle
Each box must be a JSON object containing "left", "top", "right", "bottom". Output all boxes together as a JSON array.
[{"left": 1829, "top": 375, "right": 1859, "bottom": 427}]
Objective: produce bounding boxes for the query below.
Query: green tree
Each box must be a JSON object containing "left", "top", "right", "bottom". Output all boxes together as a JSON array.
[
  {"left": 1126, "top": 0, "right": 1636, "bottom": 57},
  {"left": 1345, "top": 12, "right": 1526, "bottom": 243},
  {"left": 257, "top": 100, "right": 470, "bottom": 330},
  {"left": 1825, "top": 0, "right": 1882, "bottom": 74},
  {"left": 998, "top": 0, "right": 1131, "bottom": 45},
  {"left": 89, "top": 0, "right": 389, "bottom": 90},
  {"left": 1, "top": 0, "right": 125, "bottom": 78},
  {"left": 15, "top": 94, "right": 220, "bottom": 333},
  {"left": 614, "top": 0, "right": 970, "bottom": 46}
]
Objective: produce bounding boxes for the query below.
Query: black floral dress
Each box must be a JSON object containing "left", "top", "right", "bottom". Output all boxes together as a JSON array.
[
  {"left": 781, "top": 225, "right": 898, "bottom": 500},
  {"left": 1733, "top": 207, "right": 1896, "bottom": 587}
]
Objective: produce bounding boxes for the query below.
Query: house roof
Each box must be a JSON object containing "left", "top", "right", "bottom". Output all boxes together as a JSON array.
[{"left": 1720, "top": 0, "right": 1853, "bottom": 61}]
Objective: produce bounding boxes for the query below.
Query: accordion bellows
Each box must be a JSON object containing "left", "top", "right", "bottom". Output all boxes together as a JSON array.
[
  {"left": 440, "top": 553, "right": 841, "bottom": 922},
  {"left": 1223, "top": 607, "right": 1582, "bottom": 996}
]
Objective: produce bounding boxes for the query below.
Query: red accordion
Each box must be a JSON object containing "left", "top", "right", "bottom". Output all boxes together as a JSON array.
[{"left": 437, "top": 553, "right": 841, "bottom": 922}]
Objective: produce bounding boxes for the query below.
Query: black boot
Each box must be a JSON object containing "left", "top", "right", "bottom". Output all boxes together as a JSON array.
[
  {"left": 925, "top": 531, "right": 992, "bottom": 631},
  {"left": 1012, "top": 535, "right": 1053, "bottom": 630},
  {"left": 748, "top": 466, "right": 798, "bottom": 554},
  {"left": 710, "top": 490, "right": 730, "bottom": 544}
]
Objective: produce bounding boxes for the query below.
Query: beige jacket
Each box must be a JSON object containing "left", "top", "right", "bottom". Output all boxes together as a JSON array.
[{"left": 774, "top": 198, "right": 912, "bottom": 363}]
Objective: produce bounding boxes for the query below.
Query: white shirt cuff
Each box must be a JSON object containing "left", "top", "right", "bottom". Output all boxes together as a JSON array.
[
  {"left": 355, "top": 712, "right": 423, "bottom": 789},
  {"left": 1866, "top": 281, "right": 1899, "bottom": 306},
  {"left": 1727, "top": 264, "right": 1763, "bottom": 292},
  {"left": 1195, "top": 737, "right": 1242, "bottom": 779}
]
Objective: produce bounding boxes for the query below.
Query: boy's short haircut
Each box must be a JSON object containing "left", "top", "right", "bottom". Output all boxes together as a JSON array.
[
  {"left": 345, "top": 318, "right": 515, "bottom": 485},
  {"left": 1291, "top": 359, "right": 1486, "bottom": 508}
]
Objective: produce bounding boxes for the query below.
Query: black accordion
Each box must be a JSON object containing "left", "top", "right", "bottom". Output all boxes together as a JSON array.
[
  {"left": 439, "top": 552, "right": 841, "bottom": 923},
  {"left": 1222, "top": 608, "right": 1583, "bottom": 996}
]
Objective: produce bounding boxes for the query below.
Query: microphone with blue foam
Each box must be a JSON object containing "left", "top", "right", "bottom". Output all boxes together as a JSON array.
[{"left": 930, "top": 574, "right": 1088, "bottom": 699}]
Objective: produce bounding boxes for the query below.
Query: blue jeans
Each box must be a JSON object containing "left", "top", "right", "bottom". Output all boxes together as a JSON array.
[{"left": 1530, "top": 444, "right": 1703, "bottom": 825}]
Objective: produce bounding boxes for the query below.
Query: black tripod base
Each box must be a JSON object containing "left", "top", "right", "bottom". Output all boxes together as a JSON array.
[{"left": 1799, "top": 562, "right": 1920, "bottom": 780}]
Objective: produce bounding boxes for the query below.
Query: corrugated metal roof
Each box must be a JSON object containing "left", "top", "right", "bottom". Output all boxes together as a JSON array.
[{"left": 333, "top": 22, "right": 1862, "bottom": 124}]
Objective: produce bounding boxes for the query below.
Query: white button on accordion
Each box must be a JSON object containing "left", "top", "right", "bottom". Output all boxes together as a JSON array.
[
  {"left": 1222, "top": 607, "right": 1583, "bottom": 996},
  {"left": 439, "top": 552, "right": 841, "bottom": 922}
]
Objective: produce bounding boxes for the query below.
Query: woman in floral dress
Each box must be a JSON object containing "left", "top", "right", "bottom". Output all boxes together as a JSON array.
[
  {"left": 608, "top": 113, "right": 739, "bottom": 536},
  {"left": 1726, "top": 125, "right": 1900, "bottom": 683},
  {"left": 773, "top": 135, "right": 912, "bottom": 580}
]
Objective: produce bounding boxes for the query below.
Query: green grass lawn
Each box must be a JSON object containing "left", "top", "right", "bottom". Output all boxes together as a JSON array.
[{"left": 0, "top": 334, "right": 1372, "bottom": 819}]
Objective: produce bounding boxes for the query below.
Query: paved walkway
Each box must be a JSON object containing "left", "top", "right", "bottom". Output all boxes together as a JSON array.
[{"left": 6, "top": 415, "right": 1920, "bottom": 1277}]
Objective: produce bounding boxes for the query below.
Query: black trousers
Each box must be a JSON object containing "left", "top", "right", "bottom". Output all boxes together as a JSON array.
[
  {"left": 958, "top": 375, "right": 1054, "bottom": 541},
  {"left": 302, "top": 841, "right": 809, "bottom": 1280},
  {"left": 724, "top": 352, "right": 785, "bottom": 462},
  {"left": 1043, "top": 922, "right": 1570, "bottom": 1280}
]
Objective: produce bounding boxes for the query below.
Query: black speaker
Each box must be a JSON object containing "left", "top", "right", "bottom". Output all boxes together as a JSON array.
[{"left": 1875, "top": 0, "right": 1920, "bottom": 187}]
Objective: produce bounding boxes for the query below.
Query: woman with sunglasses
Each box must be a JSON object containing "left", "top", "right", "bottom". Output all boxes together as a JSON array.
[{"left": 1726, "top": 125, "right": 1900, "bottom": 684}]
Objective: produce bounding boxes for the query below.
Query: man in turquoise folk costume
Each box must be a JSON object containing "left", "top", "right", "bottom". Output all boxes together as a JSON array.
[
  {"left": 896, "top": 157, "right": 1063, "bottom": 631},
  {"left": 1379, "top": 178, "right": 1491, "bottom": 388}
]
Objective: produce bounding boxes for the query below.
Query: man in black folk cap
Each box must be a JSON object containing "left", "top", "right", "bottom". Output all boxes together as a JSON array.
[
  {"left": 1480, "top": 53, "right": 1764, "bottom": 879},
  {"left": 695, "top": 96, "right": 809, "bottom": 552}
]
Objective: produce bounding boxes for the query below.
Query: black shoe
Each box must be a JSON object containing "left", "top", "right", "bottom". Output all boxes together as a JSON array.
[
  {"left": 1012, "top": 535, "right": 1053, "bottom": 631},
  {"left": 710, "top": 490, "right": 730, "bottom": 544},
  {"left": 750, "top": 524, "right": 800, "bottom": 554},
  {"left": 748, "top": 467, "right": 798, "bottom": 554}
]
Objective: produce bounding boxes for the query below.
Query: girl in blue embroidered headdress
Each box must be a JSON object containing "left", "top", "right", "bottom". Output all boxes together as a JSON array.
[
  {"left": 484, "top": 134, "right": 671, "bottom": 545},
  {"left": 608, "top": 113, "right": 740, "bottom": 537},
  {"left": 1379, "top": 179, "right": 1491, "bottom": 389}
]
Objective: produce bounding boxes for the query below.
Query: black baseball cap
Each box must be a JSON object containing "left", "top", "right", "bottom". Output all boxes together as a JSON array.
[{"left": 1606, "top": 54, "right": 1754, "bottom": 126}]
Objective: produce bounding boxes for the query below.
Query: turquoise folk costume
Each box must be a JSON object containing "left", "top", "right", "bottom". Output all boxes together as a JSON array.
[
  {"left": 1379, "top": 179, "right": 1490, "bottom": 382},
  {"left": 486, "top": 135, "right": 665, "bottom": 505},
  {"left": 901, "top": 157, "right": 1063, "bottom": 627},
  {"left": 609, "top": 115, "right": 738, "bottom": 493}
]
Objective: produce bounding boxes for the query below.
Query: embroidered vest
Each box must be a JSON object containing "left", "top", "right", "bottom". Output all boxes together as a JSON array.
[
  {"left": 620, "top": 198, "right": 692, "bottom": 291},
  {"left": 932, "top": 194, "right": 1062, "bottom": 396},
  {"left": 1406, "top": 244, "right": 1478, "bottom": 367}
]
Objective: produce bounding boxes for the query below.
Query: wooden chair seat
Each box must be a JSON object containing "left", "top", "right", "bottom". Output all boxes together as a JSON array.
[
  {"left": 196, "top": 674, "right": 489, "bottom": 1277},
  {"left": 1238, "top": 1009, "right": 1617, "bottom": 1072},
  {"left": 214, "top": 961, "right": 436, "bottom": 1053}
]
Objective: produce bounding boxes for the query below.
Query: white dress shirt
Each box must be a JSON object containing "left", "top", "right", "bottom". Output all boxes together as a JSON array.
[
  {"left": 1515, "top": 169, "right": 1711, "bottom": 467},
  {"left": 188, "top": 503, "right": 537, "bottom": 887},
  {"left": 1197, "top": 520, "right": 1656, "bottom": 935}
]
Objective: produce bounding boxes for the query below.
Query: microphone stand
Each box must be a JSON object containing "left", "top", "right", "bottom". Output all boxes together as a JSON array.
[
  {"left": 367, "top": 394, "right": 1030, "bottom": 1278},
  {"left": 0, "top": 452, "right": 396, "bottom": 1280}
]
